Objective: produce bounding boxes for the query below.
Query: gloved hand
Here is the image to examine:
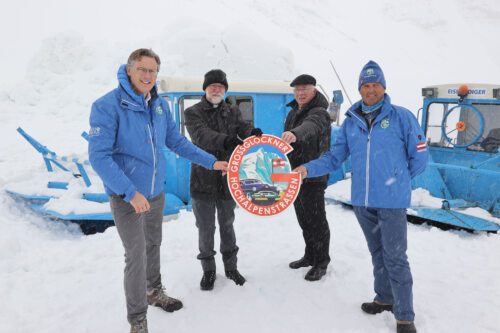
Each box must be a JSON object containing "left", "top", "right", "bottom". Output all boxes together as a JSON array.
[
  {"left": 224, "top": 135, "right": 244, "bottom": 151},
  {"left": 250, "top": 128, "right": 263, "bottom": 136}
]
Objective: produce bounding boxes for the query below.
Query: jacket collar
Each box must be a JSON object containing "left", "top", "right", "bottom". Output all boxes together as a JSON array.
[
  {"left": 201, "top": 95, "right": 229, "bottom": 115},
  {"left": 346, "top": 93, "right": 393, "bottom": 130},
  {"left": 286, "top": 90, "right": 329, "bottom": 114},
  {"left": 117, "top": 64, "right": 158, "bottom": 112}
]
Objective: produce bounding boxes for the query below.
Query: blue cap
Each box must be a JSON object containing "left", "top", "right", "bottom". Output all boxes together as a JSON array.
[{"left": 358, "top": 60, "right": 386, "bottom": 90}]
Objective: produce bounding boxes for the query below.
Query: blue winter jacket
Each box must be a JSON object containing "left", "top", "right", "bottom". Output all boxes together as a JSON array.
[
  {"left": 305, "top": 94, "right": 428, "bottom": 208},
  {"left": 88, "top": 65, "right": 217, "bottom": 202}
]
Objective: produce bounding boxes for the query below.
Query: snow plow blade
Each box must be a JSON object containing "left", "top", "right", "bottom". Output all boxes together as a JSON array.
[{"left": 408, "top": 208, "right": 499, "bottom": 232}]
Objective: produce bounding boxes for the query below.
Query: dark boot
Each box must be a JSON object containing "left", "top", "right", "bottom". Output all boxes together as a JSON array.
[
  {"left": 200, "top": 271, "right": 216, "bottom": 291},
  {"left": 304, "top": 266, "right": 327, "bottom": 281},
  {"left": 146, "top": 286, "right": 183, "bottom": 312},
  {"left": 225, "top": 270, "right": 246, "bottom": 286},
  {"left": 289, "top": 257, "right": 312, "bottom": 269},
  {"left": 361, "top": 301, "right": 393, "bottom": 314},
  {"left": 130, "top": 317, "right": 148, "bottom": 333},
  {"left": 397, "top": 321, "right": 417, "bottom": 333}
]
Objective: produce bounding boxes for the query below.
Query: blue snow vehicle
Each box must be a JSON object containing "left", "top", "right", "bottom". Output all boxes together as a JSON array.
[
  {"left": 11, "top": 76, "right": 495, "bottom": 234},
  {"left": 326, "top": 83, "right": 500, "bottom": 232},
  {"left": 6, "top": 77, "right": 300, "bottom": 234},
  {"left": 411, "top": 84, "right": 499, "bottom": 231}
]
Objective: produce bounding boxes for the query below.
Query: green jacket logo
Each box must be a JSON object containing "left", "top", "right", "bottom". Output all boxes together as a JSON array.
[
  {"left": 381, "top": 118, "right": 390, "bottom": 129},
  {"left": 155, "top": 106, "right": 163, "bottom": 115}
]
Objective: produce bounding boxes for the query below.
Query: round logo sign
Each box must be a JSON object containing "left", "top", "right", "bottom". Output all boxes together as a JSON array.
[{"left": 227, "top": 134, "right": 301, "bottom": 216}]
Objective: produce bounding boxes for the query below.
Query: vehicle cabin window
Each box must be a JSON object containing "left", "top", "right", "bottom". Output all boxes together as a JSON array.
[
  {"left": 425, "top": 102, "right": 500, "bottom": 152},
  {"left": 179, "top": 96, "right": 203, "bottom": 140},
  {"left": 226, "top": 96, "right": 255, "bottom": 127},
  {"left": 161, "top": 96, "right": 173, "bottom": 120}
]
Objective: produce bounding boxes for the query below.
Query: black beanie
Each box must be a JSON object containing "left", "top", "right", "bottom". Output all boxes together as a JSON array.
[{"left": 202, "top": 69, "right": 229, "bottom": 91}]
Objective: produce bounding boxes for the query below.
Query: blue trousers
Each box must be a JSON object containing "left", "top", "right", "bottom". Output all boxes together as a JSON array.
[{"left": 353, "top": 206, "right": 415, "bottom": 321}]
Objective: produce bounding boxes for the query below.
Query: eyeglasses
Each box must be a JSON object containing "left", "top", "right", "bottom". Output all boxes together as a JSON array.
[
  {"left": 293, "top": 86, "right": 314, "bottom": 93},
  {"left": 207, "top": 83, "right": 226, "bottom": 90},
  {"left": 135, "top": 67, "right": 159, "bottom": 76}
]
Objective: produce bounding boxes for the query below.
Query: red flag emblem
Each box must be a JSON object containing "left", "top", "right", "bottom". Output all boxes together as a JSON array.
[
  {"left": 272, "top": 158, "right": 286, "bottom": 167},
  {"left": 416, "top": 142, "right": 427, "bottom": 152}
]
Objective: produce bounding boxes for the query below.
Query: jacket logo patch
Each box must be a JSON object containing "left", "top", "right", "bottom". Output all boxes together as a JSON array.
[
  {"left": 155, "top": 106, "right": 163, "bottom": 115},
  {"left": 380, "top": 118, "right": 390, "bottom": 129},
  {"left": 227, "top": 134, "right": 301, "bottom": 217},
  {"left": 89, "top": 127, "right": 101, "bottom": 137}
]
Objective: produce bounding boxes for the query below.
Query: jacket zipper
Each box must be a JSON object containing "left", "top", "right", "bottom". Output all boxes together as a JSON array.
[
  {"left": 364, "top": 126, "right": 373, "bottom": 207},
  {"left": 147, "top": 124, "right": 157, "bottom": 196},
  {"left": 348, "top": 109, "right": 371, "bottom": 207}
]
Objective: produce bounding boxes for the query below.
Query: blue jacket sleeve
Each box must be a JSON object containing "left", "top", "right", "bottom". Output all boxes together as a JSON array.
[
  {"left": 88, "top": 102, "right": 137, "bottom": 202},
  {"left": 304, "top": 121, "right": 350, "bottom": 177},
  {"left": 404, "top": 110, "right": 429, "bottom": 178},
  {"left": 163, "top": 101, "right": 217, "bottom": 170}
]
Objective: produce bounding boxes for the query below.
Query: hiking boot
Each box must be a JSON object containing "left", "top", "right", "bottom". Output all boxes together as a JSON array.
[
  {"left": 361, "top": 301, "right": 393, "bottom": 314},
  {"left": 225, "top": 269, "right": 246, "bottom": 286},
  {"left": 397, "top": 321, "right": 417, "bottom": 333},
  {"left": 146, "top": 286, "right": 183, "bottom": 312},
  {"left": 200, "top": 270, "right": 216, "bottom": 290},
  {"left": 304, "top": 266, "right": 327, "bottom": 281},
  {"left": 289, "top": 257, "right": 312, "bottom": 269},
  {"left": 130, "top": 317, "right": 148, "bottom": 333}
]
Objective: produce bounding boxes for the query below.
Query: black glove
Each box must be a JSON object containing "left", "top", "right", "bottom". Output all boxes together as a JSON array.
[
  {"left": 224, "top": 135, "right": 244, "bottom": 150},
  {"left": 250, "top": 128, "right": 263, "bottom": 136}
]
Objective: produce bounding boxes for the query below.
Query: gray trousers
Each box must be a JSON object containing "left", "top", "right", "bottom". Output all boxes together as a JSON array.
[
  {"left": 191, "top": 198, "right": 239, "bottom": 272},
  {"left": 110, "top": 193, "right": 165, "bottom": 325}
]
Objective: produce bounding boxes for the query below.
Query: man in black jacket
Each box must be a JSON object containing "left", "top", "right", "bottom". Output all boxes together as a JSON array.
[
  {"left": 282, "top": 74, "right": 332, "bottom": 281},
  {"left": 184, "top": 69, "right": 263, "bottom": 291}
]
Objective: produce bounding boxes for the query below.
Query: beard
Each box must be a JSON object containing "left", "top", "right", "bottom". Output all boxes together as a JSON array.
[{"left": 206, "top": 93, "right": 224, "bottom": 105}]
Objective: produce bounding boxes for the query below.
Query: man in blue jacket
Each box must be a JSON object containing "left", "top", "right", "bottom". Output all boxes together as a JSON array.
[
  {"left": 88, "top": 48, "right": 228, "bottom": 333},
  {"left": 294, "top": 61, "right": 427, "bottom": 333}
]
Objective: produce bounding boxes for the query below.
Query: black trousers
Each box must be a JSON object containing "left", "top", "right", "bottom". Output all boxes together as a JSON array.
[{"left": 293, "top": 181, "right": 331, "bottom": 268}]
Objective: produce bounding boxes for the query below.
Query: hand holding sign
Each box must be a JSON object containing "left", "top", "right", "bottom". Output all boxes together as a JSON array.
[
  {"left": 213, "top": 161, "right": 229, "bottom": 176},
  {"left": 224, "top": 136, "right": 244, "bottom": 151},
  {"left": 250, "top": 128, "right": 263, "bottom": 136},
  {"left": 281, "top": 131, "right": 297, "bottom": 144},
  {"left": 292, "top": 166, "right": 307, "bottom": 182}
]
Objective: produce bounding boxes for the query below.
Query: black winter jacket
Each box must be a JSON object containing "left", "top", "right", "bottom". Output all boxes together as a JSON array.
[
  {"left": 184, "top": 96, "right": 253, "bottom": 200},
  {"left": 285, "top": 91, "right": 331, "bottom": 183}
]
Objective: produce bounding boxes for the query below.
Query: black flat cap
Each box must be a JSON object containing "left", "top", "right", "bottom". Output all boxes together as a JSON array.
[{"left": 290, "top": 74, "right": 316, "bottom": 87}]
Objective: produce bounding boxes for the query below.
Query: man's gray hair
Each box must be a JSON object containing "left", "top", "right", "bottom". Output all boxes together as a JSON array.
[{"left": 126, "top": 48, "right": 161, "bottom": 70}]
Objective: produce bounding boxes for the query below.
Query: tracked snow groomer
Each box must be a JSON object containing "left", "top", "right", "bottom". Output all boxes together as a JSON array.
[
  {"left": 412, "top": 83, "right": 499, "bottom": 231},
  {"left": 326, "top": 83, "right": 500, "bottom": 232}
]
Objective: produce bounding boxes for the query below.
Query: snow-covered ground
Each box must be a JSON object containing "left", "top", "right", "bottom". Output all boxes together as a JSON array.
[
  {"left": 1, "top": 198, "right": 499, "bottom": 333},
  {"left": 1, "top": 0, "right": 499, "bottom": 332}
]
